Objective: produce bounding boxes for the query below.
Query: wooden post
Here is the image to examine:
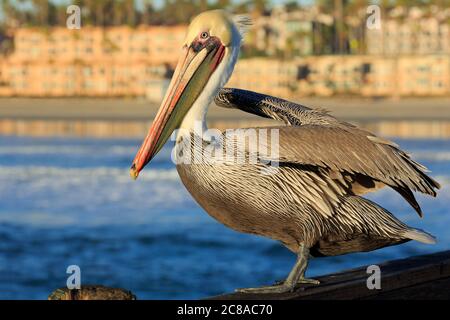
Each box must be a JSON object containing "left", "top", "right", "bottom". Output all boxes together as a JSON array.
[{"left": 48, "top": 285, "right": 136, "bottom": 300}]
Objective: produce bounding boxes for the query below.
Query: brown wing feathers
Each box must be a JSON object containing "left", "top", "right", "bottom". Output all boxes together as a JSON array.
[{"left": 215, "top": 88, "right": 440, "bottom": 217}]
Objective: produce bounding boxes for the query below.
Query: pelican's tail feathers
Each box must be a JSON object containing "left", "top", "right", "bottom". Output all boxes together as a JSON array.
[{"left": 403, "top": 228, "right": 437, "bottom": 244}]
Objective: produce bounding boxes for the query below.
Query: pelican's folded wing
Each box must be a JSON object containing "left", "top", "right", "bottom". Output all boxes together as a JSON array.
[
  {"left": 216, "top": 88, "right": 440, "bottom": 217},
  {"left": 215, "top": 87, "right": 341, "bottom": 126},
  {"left": 269, "top": 125, "right": 440, "bottom": 200}
]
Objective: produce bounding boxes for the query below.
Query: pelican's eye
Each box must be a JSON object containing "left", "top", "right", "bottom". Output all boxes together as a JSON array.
[{"left": 200, "top": 31, "right": 209, "bottom": 40}]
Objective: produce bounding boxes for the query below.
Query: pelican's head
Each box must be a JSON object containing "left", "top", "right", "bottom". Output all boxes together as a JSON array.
[{"left": 130, "top": 10, "right": 250, "bottom": 179}]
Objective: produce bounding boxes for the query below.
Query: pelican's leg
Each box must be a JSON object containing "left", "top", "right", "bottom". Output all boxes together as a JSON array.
[{"left": 236, "top": 243, "right": 320, "bottom": 294}]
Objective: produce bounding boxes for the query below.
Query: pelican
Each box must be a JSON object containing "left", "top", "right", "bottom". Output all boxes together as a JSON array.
[{"left": 130, "top": 10, "right": 440, "bottom": 293}]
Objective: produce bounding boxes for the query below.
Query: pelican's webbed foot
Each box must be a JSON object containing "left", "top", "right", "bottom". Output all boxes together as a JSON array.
[
  {"left": 297, "top": 277, "right": 320, "bottom": 285},
  {"left": 236, "top": 243, "right": 320, "bottom": 294},
  {"left": 236, "top": 277, "right": 319, "bottom": 294},
  {"left": 236, "top": 283, "right": 294, "bottom": 294}
]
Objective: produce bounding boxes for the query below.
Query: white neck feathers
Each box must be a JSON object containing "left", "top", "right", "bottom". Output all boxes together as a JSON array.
[{"left": 179, "top": 45, "right": 240, "bottom": 132}]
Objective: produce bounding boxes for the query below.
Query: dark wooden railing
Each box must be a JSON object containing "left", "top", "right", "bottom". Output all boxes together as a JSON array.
[
  {"left": 48, "top": 250, "right": 450, "bottom": 300},
  {"left": 212, "top": 250, "right": 450, "bottom": 300}
]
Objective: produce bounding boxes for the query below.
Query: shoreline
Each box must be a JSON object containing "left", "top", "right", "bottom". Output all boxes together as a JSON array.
[
  {"left": 2, "top": 118, "right": 450, "bottom": 140},
  {"left": 1, "top": 97, "right": 450, "bottom": 138}
]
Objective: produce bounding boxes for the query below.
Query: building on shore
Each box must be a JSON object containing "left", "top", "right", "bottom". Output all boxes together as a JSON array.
[
  {"left": 0, "top": 26, "right": 185, "bottom": 100},
  {"left": 366, "top": 6, "right": 450, "bottom": 56},
  {"left": 396, "top": 55, "right": 450, "bottom": 96},
  {"left": 251, "top": 6, "right": 333, "bottom": 57},
  {"left": 10, "top": 26, "right": 186, "bottom": 65},
  {"left": 0, "top": 59, "right": 8, "bottom": 95},
  {"left": 229, "top": 55, "right": 450, "bottom": 98},
  {"left": 0, "top": 20, "right": 449, "bottom": 100},
  {"left": 227, "top": 58, "right": 298, "bottom": 98},
  {"left": 251, "top": 5, "right": 450, "bottom": 58}
]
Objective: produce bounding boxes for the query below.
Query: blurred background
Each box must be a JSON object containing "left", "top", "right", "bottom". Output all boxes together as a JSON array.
[{"left": 0, "top": 0, "right": 449, "bottom": 299}]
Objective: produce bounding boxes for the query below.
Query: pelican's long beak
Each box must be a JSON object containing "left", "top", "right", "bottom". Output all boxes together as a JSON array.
[{"left": 130, "top": 39, "right": 225, "bottom": 179}]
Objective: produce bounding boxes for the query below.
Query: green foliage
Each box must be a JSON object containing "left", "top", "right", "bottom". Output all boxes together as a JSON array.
[
  {"left": 0, "top": 0, "right": 448, "bottom": 58},
  {"left": 0, "top": 0, "right": 447, "bottom": 28},
  {"left": 0, "top": 0, "right": 237, "bottom": 28}
]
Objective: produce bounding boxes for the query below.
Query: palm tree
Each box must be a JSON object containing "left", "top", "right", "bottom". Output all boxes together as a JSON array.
[
  {"left": 141, "top": 0, "right": 154, "bottom": 25},
  {"left": 125, "top": 0, "right": 136, "bottom": 27}
]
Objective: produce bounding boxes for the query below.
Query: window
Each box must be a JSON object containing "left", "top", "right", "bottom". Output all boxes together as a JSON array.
[{"left": 83, "top": 67, "right": 92, "bottom": 76}]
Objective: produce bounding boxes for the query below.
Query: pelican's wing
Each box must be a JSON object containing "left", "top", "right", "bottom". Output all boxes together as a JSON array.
[
  {"left": 215, "top": 87, "right": 343, "bottom": 126},
  {"left": 227, "top": 125, "right": 440, "bottom": 216},
  {"left": 245, "top": 125, "right": 440, "bottom": 217},
  {"left": 216, "top": 88, "right": 440, "bottom": 216}
]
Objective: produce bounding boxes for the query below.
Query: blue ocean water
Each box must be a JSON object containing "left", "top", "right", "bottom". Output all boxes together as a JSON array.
[{"left": 0, "top": 135, "right": 449, "bottom": 299}]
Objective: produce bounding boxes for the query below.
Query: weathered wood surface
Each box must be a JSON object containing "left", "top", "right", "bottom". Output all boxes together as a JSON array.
[
  {"left": 47, "top": 251, "right": 450, "bottom": 300},
  {"left": 48, "top": 285, "right": 136, "bottom": 300},
  {"left": 211, "top": 250, "right": 450, "bottom": 300}
]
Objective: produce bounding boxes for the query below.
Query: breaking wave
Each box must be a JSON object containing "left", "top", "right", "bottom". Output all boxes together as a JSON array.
[{"left": 0, "top": 165, "right": 179, "bottom": 182}]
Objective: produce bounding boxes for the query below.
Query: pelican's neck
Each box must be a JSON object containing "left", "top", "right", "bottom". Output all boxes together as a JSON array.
[
  {"left": 179, "top": 93, "right": 211, "bottom": 132},
  {"left": 179, "top": 45, "right": 240, "bottom": 133}
]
